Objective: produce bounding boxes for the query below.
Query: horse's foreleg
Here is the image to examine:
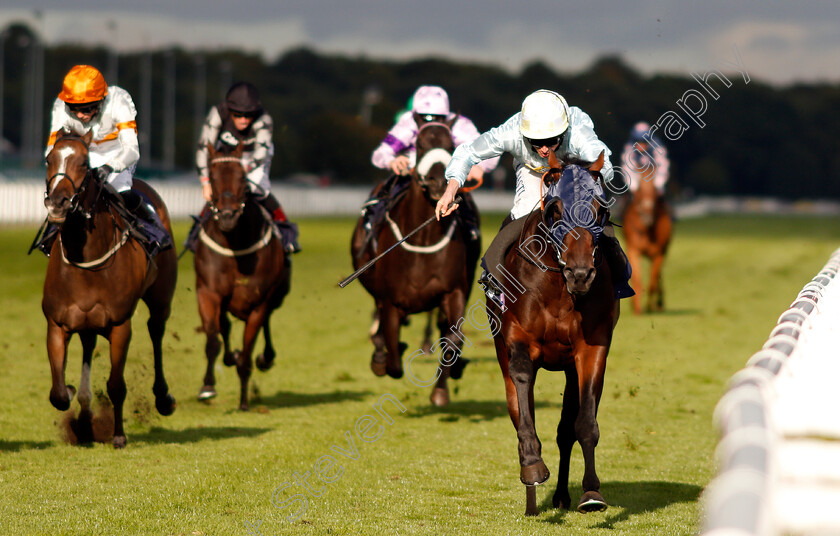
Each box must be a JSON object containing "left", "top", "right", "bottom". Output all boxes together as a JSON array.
[
  {"left": 575, "top": 347, "right": 608, "bottom": 512},
  {"left": 553, "top": 368, "right": 580, "bottom": 509},
  {"left": 77, "top": 332, "right": 96, "bottom": 413},
  {"left": 421, "top": 309, "right": 435, "bottom": 354},
  {"left": 147, "top": 308, "right": 176, "bottom": 416},
  {"left": 236, "top": 305, "right": 268, "bottom": 411},
  {"left": 220, "top": 309, "right": 234, "bottom": 366},
  {"left": 46, "top": 319, "right": 75, "bottom": 410},
  {"left": 107, "top": 320, "right": 131, "bottom": 449},
  {"left": 648, "top": 253, "right": 666, "bottom": 312},
  {"left": 508, "top": 342, "right": 547, "bottom": 484},
  {"left": 381, "top": 303, "right": 406, "bottom": 379},
  {"left": 430, "top": 294, "right": 467, "bottom": 407},
  {"left": 255, "top": 312, "right": 276, "bottom": 372},
  {"left": 197, "top": 290, "right": 222, "bottom": 400},
  {"left": 627, "top": 247, "right": 643, "bottom": 315}
]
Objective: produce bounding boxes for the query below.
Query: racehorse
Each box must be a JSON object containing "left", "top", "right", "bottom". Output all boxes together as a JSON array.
[
  {"left": 194, "top": 142, "right": 290, "bottom": 411},
  {"left": 490, "top": 150, "right": 619, "bottom": 515},
  {"left": 622, "top": 168, "right": 672, "bottom": 314},
  {"left": 350, "top": 119, "right": 479, "bottom": 407},
  {"left": 42, "top": 129, "right": 177, "bottom": 448}
]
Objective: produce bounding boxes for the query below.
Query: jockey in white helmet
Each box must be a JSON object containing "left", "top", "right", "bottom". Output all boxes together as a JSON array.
[{"left": 436, "top": 89, "right": 634, "bottom": 299}]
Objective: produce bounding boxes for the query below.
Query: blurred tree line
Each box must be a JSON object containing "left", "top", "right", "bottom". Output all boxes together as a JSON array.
[{"left": 1, "top": 21, "right": 839, "bottom": 198}]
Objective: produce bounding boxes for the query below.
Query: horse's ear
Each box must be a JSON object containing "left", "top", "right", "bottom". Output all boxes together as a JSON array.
[
  {"left": 589, "top": 151, "right": 605, "bottom": 173},
  {"left": 446, "top": 114, "right": 458, "bottom": 129},
  {"left": 81, "top": 129, "right": 93, "bottom": 146}
]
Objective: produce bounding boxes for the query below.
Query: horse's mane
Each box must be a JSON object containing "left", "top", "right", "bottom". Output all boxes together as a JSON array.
[{"left": 544, "top": 162, "right": 605, "bottom": 243}]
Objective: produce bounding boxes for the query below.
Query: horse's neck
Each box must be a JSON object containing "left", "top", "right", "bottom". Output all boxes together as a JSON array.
[
  {"left": 60, "top": 200, "right": 119, "bottom": 260},
  {"left": 397, "top": 180, "right": 435, "bottom": 224}
]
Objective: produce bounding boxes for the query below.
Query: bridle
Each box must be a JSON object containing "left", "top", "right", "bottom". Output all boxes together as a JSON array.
[
  {"left": 207, "top": 155, "right": 247, "bottom": 220},
  {"left": 45, "top": 140, "right": 96, "bottom": 220},
  {"left": 413, "top": 121, "right": 453, "bottom": 193}
]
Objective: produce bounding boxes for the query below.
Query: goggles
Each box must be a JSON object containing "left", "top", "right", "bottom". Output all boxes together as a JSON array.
[
  {"left": 526, "top": 134, "right": 565, "bottom": 150},
  {"left": 67, "top": 100, "right": 102, "bottom": 114}
]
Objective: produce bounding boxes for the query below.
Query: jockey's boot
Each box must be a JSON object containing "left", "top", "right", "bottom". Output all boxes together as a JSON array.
[
  {"left": 32, "top": 223, "right": 59, "bottom": 257},
  {"left": 257, "top": 193, "right": 301, "bottom": 254},
  {"left": 121, "top": 190, "right": 173, "bottom": 257},
  {"left": 600, "top": 224, "right": 635, "bottom": 299},
  {"left": 183, "top": 205, "right": 211, "bottom": 253}
]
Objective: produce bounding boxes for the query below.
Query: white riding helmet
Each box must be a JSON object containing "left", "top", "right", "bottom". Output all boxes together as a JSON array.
[
  {"left": 520, "top": 90, "right": 570, "bottom": 139},
  {"left": 412, "top": 85, "right": 450, "bottom": 116}
]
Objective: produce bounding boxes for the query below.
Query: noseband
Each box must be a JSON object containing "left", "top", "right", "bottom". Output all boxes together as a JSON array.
[{"left": 413, "top": 122, "right": 453, "bottom": 191}]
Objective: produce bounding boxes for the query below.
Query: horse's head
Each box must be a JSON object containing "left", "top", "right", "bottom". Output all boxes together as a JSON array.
[
  {"left": 207, "top": 142, "right": 248, "bottom": 232},
  {"left": 631, "top": 171, "right": 658, "bottom": 228},
  {"left": 542, "top": 150, "right": 608, "bottom": 296},
  {"left": 412, "top": 115, "right": 456, "bottom": 202},
  {"left": 44, "top": 129, "right": 95, "bottom": 223}
]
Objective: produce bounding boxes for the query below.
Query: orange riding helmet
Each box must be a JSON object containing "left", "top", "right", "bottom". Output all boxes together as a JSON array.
[{"left": 58, "top": 65, "right": 108, "bottom": 104}]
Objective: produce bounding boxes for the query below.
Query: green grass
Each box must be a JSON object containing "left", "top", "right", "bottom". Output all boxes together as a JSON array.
[{"left": 1, "top": 213, "right": 839, "bottom": 535}]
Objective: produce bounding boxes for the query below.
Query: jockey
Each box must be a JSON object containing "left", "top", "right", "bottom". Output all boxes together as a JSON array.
[
  {"left": 191, "top": 82, "right": 300, "bottom": 254},
  {"left": 362, "top": 85, "right": 499, "bottom": 242},
  {"left": 39, "top": 64, "right": 171, "bottom": 256},
  {"left": 621, "top": 121, "right": 670, "bottom": 195},
  {"left": 435, "top": 89, "right": 634, "bottom": 299}
]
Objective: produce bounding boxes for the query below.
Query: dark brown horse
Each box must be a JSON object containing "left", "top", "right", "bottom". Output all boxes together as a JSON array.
[
  {"left": 622, "top": 169, "right": 672, "bottom": 314},
  {"left": 350, "top": 120, "right": 478, "bottom": 407},
  {"left": 490, "top": 151, "right": 620, "bottom": 515},
  {"left": 42, "top": 129, "right": 177, "bottom": 448},
  {"left": 194, "top": 143, "right": 290, "bottom": 410}
]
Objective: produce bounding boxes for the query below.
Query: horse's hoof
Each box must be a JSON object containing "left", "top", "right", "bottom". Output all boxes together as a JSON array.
[
  {"left": 156, "top": 393, "right": 177, "bottom": 416},
  {"left": 255, "top": 353, "right": 274, "bottom": 372},
  {"left": 552, "top": 490, "right": 572, "bottom": 509},
  {"left": 112, "top": 435, "right": 127, "bottom": 449},
  {"left": 50, "top": 385, "right": 76, "bottom": 411},
  {"left": 429, "top": 387, "right": 449, "bottom": 407},
  {"left": 223, "top": 351, "right": 237, "bottom": 367},
  {"left": 238, "top": 403, "right": 249, "bottom": 412},
  {"left": 371, "top": 351, "right": 387, "bottom": 377},
  {"left": 197, "top": 386, "right": 217, "bottom": 401},
  {"left": 449, "top": 357, "right": 470, "bottom": 380},
  {"left": 386, "top": 366, "right": 404, "bottom": 379},
  {"left": 577, "top": 491, "right": 608, "bottom": 512},
  {"left": 520, "top": 461, "right": 550, "bottom": 486}
]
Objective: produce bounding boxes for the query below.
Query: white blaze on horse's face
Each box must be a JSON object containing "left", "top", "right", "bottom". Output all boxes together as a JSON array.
[{"left": 50, "top": 145, "right": 79, "bottom": 194}]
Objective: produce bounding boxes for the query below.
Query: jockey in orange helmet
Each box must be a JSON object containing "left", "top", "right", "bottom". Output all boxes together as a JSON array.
[{"left": 38, "top": 65, "right": 171, "bottom": 256}]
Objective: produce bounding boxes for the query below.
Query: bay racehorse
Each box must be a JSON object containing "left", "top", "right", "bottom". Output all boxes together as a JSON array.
[
  {"left": 490, "top": 150, "right": 619, "bottom": 515},
  {"left": 622, "top": 168, "right": 672, "bottom": 314},
  {"left": 350, "top": 119, "right": 479, "bottom": 407},
  {"left": 42, "top": 129, "right": 177, "bottom": 448},
  {"left": 194, "top": 142, "right": 291, "bottom": 411}
]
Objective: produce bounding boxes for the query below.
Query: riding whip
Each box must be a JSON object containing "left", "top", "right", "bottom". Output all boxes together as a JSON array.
[{"left": 339, "top": 195, "right": 462, "bottom": 288}]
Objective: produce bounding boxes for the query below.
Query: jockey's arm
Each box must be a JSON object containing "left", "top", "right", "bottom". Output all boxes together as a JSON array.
[{"left": 196, "top": 107, "right": 222, "bottom": 185}]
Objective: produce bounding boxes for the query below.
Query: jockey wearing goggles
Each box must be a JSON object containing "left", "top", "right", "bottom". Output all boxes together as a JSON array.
[
  {"left": 191, "top": 82, "right": 300, "bottom": 254},
  {"left": 39, "top": 65, "right": 170, "bottom": 257},
  {"left": 436, "top": 89, "right": 634, "bottom": 299},
  {"left": 363, "top": 85, "right": 500, "bottom": 243}
]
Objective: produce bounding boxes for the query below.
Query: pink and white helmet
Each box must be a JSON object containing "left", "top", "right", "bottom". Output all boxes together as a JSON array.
[{"left": 412, "top": 85, "right": 449, "bottom": 116}]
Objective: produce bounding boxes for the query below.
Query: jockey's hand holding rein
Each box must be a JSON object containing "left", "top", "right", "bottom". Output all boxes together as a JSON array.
[
  {"left": 435, "top": 179, "right": 461, "bottom": 220},
  {"left": 201, "top": 180, "right": 212, "bottom": 202},
  {"left": 389, "top": 155, "right": 411, "bottom": 176}
]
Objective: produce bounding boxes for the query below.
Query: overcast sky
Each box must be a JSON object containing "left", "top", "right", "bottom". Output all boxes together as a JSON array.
[{"left": 2, "top": 1, "right": 839, "bottom": 86}]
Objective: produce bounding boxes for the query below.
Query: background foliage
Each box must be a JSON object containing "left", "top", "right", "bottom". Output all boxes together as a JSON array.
[{"left": 1, "top": 22, "right": 839, "bottom": 196}]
